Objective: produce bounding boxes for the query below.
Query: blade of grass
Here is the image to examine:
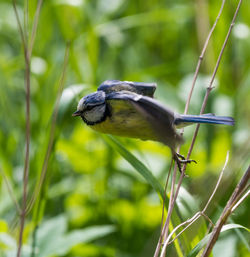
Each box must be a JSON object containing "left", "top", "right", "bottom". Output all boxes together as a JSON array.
[
  {"left": 0, "top": 168, "right": 21, "bottom": 214},
  {"left": 228, "top": 217, "right": 250, "bottom": 252},
  {"left": 103, "top": 135, "right": 165, "bottom": 200},
  {"left": 187, "top": 224, "right": 249, "bottom": 257},
  {"left": 26, "top": 43, "right": 70, "bottom": 214},
  {"left": 29, "top": 42, "right": 70, "bottom": 257},
  {"left": 28, "top": 0, "right": 43, "bottom": 59},
  {"left": 12, "top": 0, "right": 30, "bottom": 256},
  {"left": 103, "top": 136, "right": 186, "bottom": 256}
]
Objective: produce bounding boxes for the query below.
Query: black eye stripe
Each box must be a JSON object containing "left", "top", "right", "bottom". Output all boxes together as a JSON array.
[
  {"left": 85, "top": 106, "right": 93, "bottom": 111},
  {"left": 85, "top": 103, "right": 105, "bottom": 111}
]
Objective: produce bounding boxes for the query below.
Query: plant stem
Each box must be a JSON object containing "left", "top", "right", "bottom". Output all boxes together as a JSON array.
[
  {"left": 12, "top": 1, "right": 44, "bottom": 256},
  {"left": 158, "top": 0, "right": 243, "bottom": 255},
  {"left": 201, "top": 165, "right": 250, "bottom": 257}
]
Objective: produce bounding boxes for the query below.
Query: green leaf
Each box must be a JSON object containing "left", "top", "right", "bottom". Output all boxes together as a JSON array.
[
  {"left": 58, "top": 84, "right": 85, "bottom": 122},
  {"left": 103, "top": 135, "right": 165, "bottom": 200},
  {"left": 228, "top": 217, "right": 250, "bottom": 251},
  {"left": 35, "top": 215, "right": 115, "bottom": 257},
  {"left": 53, "top": 225, "right": 116, "bottom": 256},
  {"left": 0, "top": 232, "right": 16, "bottom": 249},
  {"left": 187, "top": 224, "right": 250, "bottom": 257},
  {"left": 36, "top": 215, "right": 67, "bottom": 257},
  {"left": 177, "top": 187, "right": 200, "bottom": 219}
]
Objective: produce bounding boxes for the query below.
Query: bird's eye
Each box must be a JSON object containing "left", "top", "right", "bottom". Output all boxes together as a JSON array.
[
  {"left": 85, "top": 106, "right": 92, "bottom": 111},
  {"left": 84, "top": 105, "right": 97, "bottom": 111}
]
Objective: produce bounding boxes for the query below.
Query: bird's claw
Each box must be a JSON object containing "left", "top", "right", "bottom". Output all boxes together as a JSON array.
[{"left": 174, "top": 153, "right": 197, "bottom": 174}]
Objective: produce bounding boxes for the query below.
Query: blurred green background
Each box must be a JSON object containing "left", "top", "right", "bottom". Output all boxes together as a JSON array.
[{"left": 0, "top": 0, "right": 249, "bottom": 256}]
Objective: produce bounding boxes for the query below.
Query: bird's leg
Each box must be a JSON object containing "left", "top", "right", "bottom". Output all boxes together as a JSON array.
[
  {"left": 176, "top": 153, "right": 197, "bottom": 163},
  {"left": 176, "top": 153, "right": 186, "bottom": 160},
  {"left": 173, "top": 152, "right": 197, "bottom": 173}
]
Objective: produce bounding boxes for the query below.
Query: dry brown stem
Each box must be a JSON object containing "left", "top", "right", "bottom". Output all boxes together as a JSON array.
[
  {"left": 160, "top": 152, "right": 229, "bottom": 256},
  {"left": 12, "top": 1, "right": 44, "bottom": 256},
  {"left": 201, "top": 165, "right": 250, "bottom": 257},
  {"left": 26, "top": 43, "right": 70, "bottom": 214},
  {"left": 156, "top": 0, "right": 243, "bottom": 256}
]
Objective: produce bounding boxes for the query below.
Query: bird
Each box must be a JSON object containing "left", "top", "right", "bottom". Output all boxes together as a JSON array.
[{"left": 73, "top": 80, "right": 234, "bottom": 171}]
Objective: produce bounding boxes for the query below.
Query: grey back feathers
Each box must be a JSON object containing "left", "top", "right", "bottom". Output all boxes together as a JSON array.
[{"left": 98, "top": 80, "right": 157, "bottom": 97}]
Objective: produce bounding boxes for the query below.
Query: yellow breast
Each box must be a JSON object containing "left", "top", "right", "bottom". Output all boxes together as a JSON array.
[{"left": 89, "top": 99, "right": 157, "bottom": 141}]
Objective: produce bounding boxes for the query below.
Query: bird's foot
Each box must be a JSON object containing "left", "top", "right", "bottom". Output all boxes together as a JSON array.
[{"left": 173, "top": 153, "right": 197, "bottom": 174}]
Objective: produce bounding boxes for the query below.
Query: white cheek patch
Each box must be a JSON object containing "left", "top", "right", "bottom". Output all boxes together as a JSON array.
[
  {"left": 83, "top": 105, "right": 106, "bottom": 123},
  {"left": 77, "top": 98, "right": 85, "bottom": 111}
]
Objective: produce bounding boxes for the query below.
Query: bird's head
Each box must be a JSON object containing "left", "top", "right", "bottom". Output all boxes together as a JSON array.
[{"left": 72, "top": 91, "right": 107, "bottom": 125}]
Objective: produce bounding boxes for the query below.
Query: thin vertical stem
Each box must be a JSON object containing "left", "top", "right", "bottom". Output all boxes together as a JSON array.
[
  {"left": 153, "top": 159, "right": 174, "bottom": 257},
  {"left": 158, "top": 0, "right": 242, "bottom": 255},
  {"left": 162, "top": 161, "right": 177, "bottom": 243},
  {"left": 184, "top": 0, "right": 226, "bottom": 115},
  {"left": 12, "top": 0, "right": 27, "bottom": 50},
  {"left": 24, "top": 0, "right": 29, "bottom": 40},
  {"left": 16, "top": 55, "right": 30, "bottom": 257},
  {"left": 185, "top": 0, "right": 242, "bottom": 160},
  {"left": 26, "top": 43, "right": 70, "bottom": 214},
  {"left": 12, "top": 1, "right": 44, "bottom": 256},
  {"left": 28, "top": 0, "right": 43, "bottom": 59},
  {"left": 201, "top": 165, "right": 250, "bottom": 257}
]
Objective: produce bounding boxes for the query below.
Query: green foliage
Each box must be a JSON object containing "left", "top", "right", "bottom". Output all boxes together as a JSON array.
[
  {"left": 187, "top": 224, "right": 249, "bottom": 257},
  {"left": 0, "top": 215, "right": 115, "bottom": 257},
  {"left": 103, "top": 135, "right": 165, "bottom": 198},
  {"left": 0, "top": 0, "right": 249, "bottom": 256}
]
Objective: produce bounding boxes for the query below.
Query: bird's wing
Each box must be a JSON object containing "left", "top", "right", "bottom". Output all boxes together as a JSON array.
[
  {"left": 98, "top": 80, "right": 157, "bottom": 97},
  {"left": 106, "top": 91, "right": 183, "bottom": 148}
]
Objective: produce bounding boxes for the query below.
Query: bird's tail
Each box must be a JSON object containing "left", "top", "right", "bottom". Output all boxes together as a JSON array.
[{"left": 175, "top": 113, "right": 234, "bottom": 127}]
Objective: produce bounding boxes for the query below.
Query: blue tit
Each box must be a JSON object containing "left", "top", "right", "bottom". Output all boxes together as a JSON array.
[{"left": 73, "top": 80, "right": 234, "bottom": 169}]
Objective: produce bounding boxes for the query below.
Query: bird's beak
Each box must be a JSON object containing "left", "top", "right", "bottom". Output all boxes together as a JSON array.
[{"left": 72, "top": 110, "right": 82, "bottom": 117}]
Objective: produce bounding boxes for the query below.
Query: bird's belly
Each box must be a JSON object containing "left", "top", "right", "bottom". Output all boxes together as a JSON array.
[{"left": 89, "top": 105, "right": 157, "bottom": 141}]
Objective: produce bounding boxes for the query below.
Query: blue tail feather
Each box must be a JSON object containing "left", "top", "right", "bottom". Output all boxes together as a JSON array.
[{"left": 175, "top": 114, "right": 235, "bottom": 126}]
